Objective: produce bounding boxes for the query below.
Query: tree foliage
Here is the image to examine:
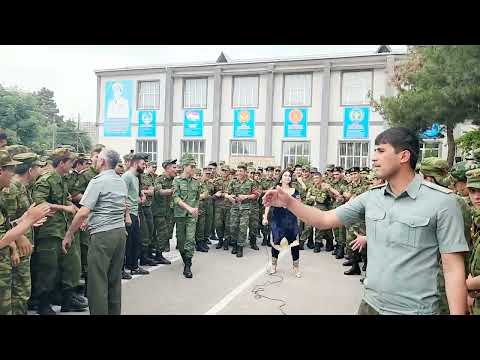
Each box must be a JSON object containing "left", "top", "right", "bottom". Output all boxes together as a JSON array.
[
  {"left": 455, "top": 129, "right": 480, "bottom": 154},
  {"left": 371, "top": 45, "right": 480, "bottom": 166},
  {"left": 0, "top": 84, "right": 91, "bottom": 154}
]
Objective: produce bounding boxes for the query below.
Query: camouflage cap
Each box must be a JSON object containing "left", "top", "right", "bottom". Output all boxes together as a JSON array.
[
  {"left": 148, "top": 161, "right": 157, "bottom": 167},
  {"left": 123, "top": 154, "right": 133, "bottom": 163},
  {"left": 420, "top": 157, "right": 449, "bottom": 180},
  {"left": 311, "top": 167, "right": 318, "bottom": 173},
  {"left": 57, "top": 145, "right": 76, "bottom": 152},
  {"left": 76, "top": 153, "right": 89, "bottom": 160},
  {"left": 450, "top": 161, "right": 479, "bottom": 182},
  {"left": 208, "top": 161, "right": 218, "bottom": 167},
  {"left": 247, "top": 167, "right": 256, "bottom": 173},
  {"left": 194, "top": 168, "right": 202, "bottom": 176},
  {"left": 180, "top": 153, "right": 197, "bottom": 166},
  {"left": 0, "top": 150, "right": 21, "bottom": 167},
  {"left": 162, "top": 159, "right": 177, "bottom": 169},
  {"left": 13, "top": 152, "right": 46, "bottom": 166},
  {"left": 349, "top": 166, "right": 361, "bottom": 173},
  {"left": 326, "top": 164, "right": 335, "bottom": 171},
  {"left": 220, "top": 165, "right": 230, "bottom": 171},
  {"left": 466, "top": 168, "right": 480, "bottom": 190},
  {"left": 237, "top": 163, "right": 247, "bottom": 170},
  {"left": 91, "top": 144, "right": 106, "bottom": 154},
  {"left": 49, "top": 148, "right": 75, "bottom": 162},
  {"left": 265, "top": 166, "right": 274, "bottom": 171},
  {"left": 6, "top": 145, "right": 30, "bottom": 157},
  {"left": 218, "top": 160, "right": 226, "bottom": 166},
  {"left": 302, "top": 165, "right": 311, "bottom": 171}
]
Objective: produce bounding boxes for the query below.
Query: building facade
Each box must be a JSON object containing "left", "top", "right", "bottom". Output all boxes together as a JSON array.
[{"left": 95, "top": 49, "right": 408, "bottom": 170}]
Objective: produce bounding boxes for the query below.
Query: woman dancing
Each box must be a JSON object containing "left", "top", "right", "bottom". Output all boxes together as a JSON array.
[{"left": 262, "top": 169, "right": 301, "bottom": 277}]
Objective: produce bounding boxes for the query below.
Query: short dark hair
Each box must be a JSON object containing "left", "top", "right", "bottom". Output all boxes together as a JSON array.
[
  {"left": 52, "top": 156, "right": 71, "bottom": 168},
  {"left": 15, "top": 163, "right": 33, "bottom": 175},
  {"left": 73, "top": 158, "right": 86, "bottom": 168},
  {"left": 375, "top": 127, "right": 420, "bottom": 169}
]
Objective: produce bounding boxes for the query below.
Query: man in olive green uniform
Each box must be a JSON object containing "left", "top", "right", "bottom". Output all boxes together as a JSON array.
[
  {"left": 173, "top": 154, "right": 201, "bottom": 278},
  {"left": 302, "top": 173, "right": 334, "bottom": 253},
  {"left": 213, "top": 165, "right": 231, "bottom": 250},
  {"left": 139, "top": 162, "right": 159, "bottom": 266},
  {"left": 152, "top": 159, "right": 177, "bottom": 264},
  {"left": 247, "top": 167, "right": 260, "bottom": 250},
  {"left": 0, "top": 150, "right": 23, "bottom": 315},
  {"left": 195, "top": 168, "right": 210, "bottom": 252},
  {"left": 70, "top": 144, "right": 105, "bottom": 281},
  {"left": 421, "top": 157, "right": 473, "bottom": 314},
  {"left": 226, "top": 163, "right": 257, "bottom": 258},
  {"left": 295, "top": 165, "right": 314, "bottom": 249},
  {"left": 330, "top": 167, "right": 348, "bottom": 259},
  {"left": 259, "top": 166, "right": 276, "bottom": 246},
  {"left": 3, "top": 152, "right": 44, "bottom": 315},
  {"left": 31, "top": 148, "right": 87, "bottom": 314}
]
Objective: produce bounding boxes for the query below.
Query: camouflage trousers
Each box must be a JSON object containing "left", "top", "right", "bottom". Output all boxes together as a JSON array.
[
  {"left": 175, "top": 216, "right": 197, "bottom": 260},
  {"left": 248, "top": 203, "right": 259, "bottom": 242},
  {"left": 333, "top": 226, "right": 346, "bottom": 246},
  {"left": 195, "top": 204, "right": 206, "bottom": 244},
  {"left": 230, "top": 205, "right": 250, "bottom": 247},
  {"left": 0, "top": 248, "right": 12, "bottom": 315},
  {"left": 346, "top": 223, "right": 366, "bottom": 257},
  {"left": 154, "top": 212, "right": 174, "bottom": 253},
  {"left": 11, "top": 255, "right": 31, "bottom": 315},
  {"left": 139, "top": 206, "right": 154, "bottom": 250},
  {"left": 80, "top": 229, "right": 89, "bottom": 276},
  {"left": 206, "top": 200, "right": 215, "bottom": 240},
  {"left": 214, "top": 203, "right": 231, "bottom": 241}
]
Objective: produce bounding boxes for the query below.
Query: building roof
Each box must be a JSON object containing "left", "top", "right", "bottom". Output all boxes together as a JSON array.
[{"left": 94, "top": 48, "right": 406, "bottom": 75}]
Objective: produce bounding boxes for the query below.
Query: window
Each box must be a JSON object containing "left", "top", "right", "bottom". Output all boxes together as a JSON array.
[
  {"left": 232, "top": 76, "right": 259, "bottom": 108},
  {"left": 136, "top": 140, "right": 158, "bottom": 163},
  {"left": 137, "top": 81, "right": 160, "bottom": 109},
  {"left": 283, "top": 73, "right": 312, "bottom": 107},
  {"left": 341, "top": 71, "right": 372, "bottom": 105},
  {"left": 338, "top": 141, "right": 369, "bottom": 169},
  {"left": 420, "top": 141, "right": 442, "bottom": 161},
  {"left": 181, "top": 140, "right": 205, "bottom": 169},
  {"left": 282, "top": 141, "right": 310, "bottom": 168},
  {"left": 230, "top": 140, "right": 257, "bottom": 156},
  {"left": 183, "top": 78, "right": 207, "bottom": 109}
]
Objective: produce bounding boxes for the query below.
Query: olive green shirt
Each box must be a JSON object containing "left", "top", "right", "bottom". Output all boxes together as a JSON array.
[
  {"left": 335, "top": 174, "right": 469, "bottom": 315},
  {"left": 227, "top": 178, "right": 256, "bottom": 210},
  {"left": 152, "top": 174, "right": 175, "bottom": 217},
  {"left": 140, "top": 173, "right": 155, "bottom": 207},
  {"left": 173, "top": 175, "right": 201, "bottom": 218}
]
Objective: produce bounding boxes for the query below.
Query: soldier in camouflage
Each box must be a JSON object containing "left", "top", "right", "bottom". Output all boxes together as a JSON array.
[
  {"left": 139, "top": 161, "right": 159, "bottom": 266},
  {"left": 213, "top": 165, "right": 231, "bottom": 250},
  {"left": 194, "top": 168, "right": 210, "bottom": 252},
  {"left": 329, "top": 166, "right": 348, "bottom": 259},
  {"left": 259, "top": 166, "right": 276, "bottom": 247},
  {"left": 247, "top": 167, "right": 261, "bottom": 251}
]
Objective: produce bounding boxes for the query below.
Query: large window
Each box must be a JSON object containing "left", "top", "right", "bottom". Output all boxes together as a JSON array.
[
  {"left": 181, "top": 140, "right": 205, "bottom": 169},
  {"left": 230, "top": 140, "right": 257, "bottom": 156},
  {"left": 420, "top": 141, "right": 442, "bottom": 160},
  {"left": 183, "top": 78, "right": 207, "bottom": 109},
  {"left": 232, "top": 76, "right": 259, "bottom": 108},
  {"left": 137, "top": 81, "right": 160, "bottom": 109},
  {"left": 338, "top": 141, "right": 370, "bottom": 169},
  {"left": 283, "top": 73, "right": 312, "bottom": 107},
  {"left": 341, "top": 71, "right": 372, "bottom": 106},
  {"left": 282, "top": 141, "right": 310, "bottom": 168},
  {"left": 136, "top": 140, "right": 158, "bottom": 163}
]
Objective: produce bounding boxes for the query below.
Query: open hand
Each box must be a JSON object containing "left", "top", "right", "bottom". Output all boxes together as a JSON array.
[
  {"left": 25, "top": 203, "right": 51, "bottom": 224},
  {"left": 15, "top": 236, "right": 33, "bottom": 257},
  {"left": 262, "top": 186, "right": 292, "bottom": 208},
  {"left": 351, "top": 232, "right": 367, "bottom": 252}
]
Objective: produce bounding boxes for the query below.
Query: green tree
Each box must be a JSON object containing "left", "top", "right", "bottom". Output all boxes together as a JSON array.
[
  {"left": 371, "top": 45, "right": 480, "bottom": 166},
  {"left": 455, "top": 129, "right": 480, "bottom": 155}
]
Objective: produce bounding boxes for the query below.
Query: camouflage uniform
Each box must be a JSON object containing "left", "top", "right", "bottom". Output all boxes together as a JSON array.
[
  {"left": 173, "top": 154, "right": 201, "bottom": 275},
  {"left": 195, "top": 171, "right": 209, "bottom": 248},
  {"left": 344, "top": 178, "right": 370, "bottom": 257},
  {"left": 0, "top": 190, "right": 13, "bottom": 315},
  {"left": 466, "top": 169, "right": 480, "bottom": 314},
  {"left": 139, "top": 171, "right": 156, "bottom": 261},
  {"left": 293, "top": 172, "right": 313, "bottom": 248},
  {"left": 247, "top": 168, "right": 260, "bottom": 248},
  {"left": 203, "top": 177, "right": 215, "bottom": 244},
  {"left": 259, "top": 175, "right": 276, "bottom": 245},
  {"left": 152, "top": 172, "right": 175, "bottom": 254},
  {"left": 213, "top": 167, "right": 231, "bottom": 248},
  {"left": 330, "top": 176, "right": 348, "bottom": 256},
  {"left": 228, "top": 169, "right": 257, "bottom": 251}
]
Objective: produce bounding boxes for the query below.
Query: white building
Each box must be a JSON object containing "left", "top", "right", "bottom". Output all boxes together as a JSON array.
[{"left": 95, "top": 46, "right": 411, "bottom": 170}]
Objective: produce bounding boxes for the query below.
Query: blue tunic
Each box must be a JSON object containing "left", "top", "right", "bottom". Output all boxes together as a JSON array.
[{"left": 271, "top": 189, "right": 300, "bottom": 244}]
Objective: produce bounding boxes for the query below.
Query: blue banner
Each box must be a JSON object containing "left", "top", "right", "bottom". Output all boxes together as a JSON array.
[
  {"left": 233, "top": 109, "right": 255, "bottom": 138},
  {"left": 343, "top": 106, "right": 369, "bottom": 139},
  {"left": 284, "top": 108, "right": 308, "bottom": 138},
  {"left": 138, "top": 111, "right": 156, "bottom": 137},
  {"left": 184, "top": 110, "right": 204, "bottom": 137},
  {"left": 421, "top": 123, "right": 444, "bottom": 139},
  {"left": 104, "top": 80, "right": 133, "bottom": 137}
]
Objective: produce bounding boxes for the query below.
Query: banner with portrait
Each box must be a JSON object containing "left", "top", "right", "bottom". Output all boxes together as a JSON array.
[{"left": 104, "top": 80, "right": 133, "bottom": 137}]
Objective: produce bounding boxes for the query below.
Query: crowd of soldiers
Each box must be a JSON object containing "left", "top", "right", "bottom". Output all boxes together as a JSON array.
[{"left": 1, "top": 125, "right": 480, "bottom": 315}]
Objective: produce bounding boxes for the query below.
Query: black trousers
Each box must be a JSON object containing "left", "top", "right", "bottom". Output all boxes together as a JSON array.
[{"left": 125, "top": 214, "right": 141, "bottom": 270}]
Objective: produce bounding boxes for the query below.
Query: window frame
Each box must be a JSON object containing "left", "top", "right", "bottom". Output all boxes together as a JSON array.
[
  {"left": 337, "top": 140, "right": 370, "bottom": 169},
  {"left": 180, "top": 139, "right": 206, "bottom": 169},
  {"left": 281, "top": 140, "right": 311, "bottom": 168},
  {"left": 182, "top": 77, "right": 208, "bottom": 109},
  {"left": 282, "top": 72, "right": 313, "bottom": 108},
  {"left": 232, "top": 75, "right": 260, "bottom": 109},
  {"left": 229, "top": 139, "right": 258, "bottom": 157},
  {"left": 136, "top": 80, "right": 161, "bottom": 110},
  {"left": 340, "top": 70, "right": 374, "bottom": 106},
  {"left": 135, "top": 139, "right": 158, "bottom": 163},
  {"left": 419, "top": 140, "right": 442, "bottom": 161}
]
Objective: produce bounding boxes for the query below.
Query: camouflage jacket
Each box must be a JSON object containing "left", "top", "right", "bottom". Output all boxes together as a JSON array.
[
  {"left": 32, "top": 170, "right": 70, "bottom": 238},
  {"left": 329, "top": 179, "right": 348, "bottom": 209},
  {"left": 72, "top": 166, "right": 99, "bottom": 197},
  {"left": 140, "top": 173, "right": 155, "bottom": 207},
  {"left": 227, "top": 178, "right": 257, "bottom": 210},
  {"left": 152, "top": 174, "right": 175, "bottom": 217},
  {"left": 172, "top": 176, "right": 201, "bottom": 218},
  {"left": 0, "top": 190, "right": 11, "bottom": 240},
  {"left": 306, "top": 185, "right": 331, "bottom": 210},
  {"left": 3, "top": 177, "right": 32, "bottom": 242}
]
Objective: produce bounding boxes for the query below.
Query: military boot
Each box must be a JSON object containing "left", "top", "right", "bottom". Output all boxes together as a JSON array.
[
  {"left": 37, "top": 294, "right": 56, "bottom": 315},
  {"left": 60, "top": 290, "right": 88, "bottom": 312},
  {"left": 299, "top": 240, "right": 305, "bottom": 250},
  {"left": 335, "top": 246, "right": 345, "bottom": 259},
  {"left": 183, "top": 258, "right": 193, "bottom": 279},
  {"left": 266, "top": 234, "right": 272, "bottom": 247},
  {"left": 216, "top": 238, "right": 224, "bottom": 249},
  {"left": 362, "top": 260, "right": 367, "bottom": 272},
  {"left": 306, "top": 239, "right": 314, "bottom": 249},
  {"left": 155, "top": 252, "right": 172, "bottom": 265},
  {"left": 325, "top": 239, "right": 334, "bottom": 252},
  {"left": 331, "top": 244, "right": 338, "bottom": 256},
  {"left": 236, "top": 246, "right": 243, "bottom": 258},
  {"left": 206, "top": 238, "right": 212, "bottom": 245},
  {"left": 344, "top": 261, "right": 361, "bottom": 275},
  {"left": 231, "top": 244, "right": 237, "bottom": 255},
  {"left": 261, "top": 232, "right": 268, "bottom": 246},
  {"left": 140, "top": 249, "right": 159, "bottom": 266},
  {"left": 196, "top": 241, "right": 208, "bottom": 253},
  {"left": 343, "top": 258, "right": 355, "bottom": 267},
  {"left": 250, "top": 241, "right": 259, "bottom": 251},
  {"left": 201, "top": 240, "right": 210, "bottom": 252},
  {"left": 223, "top": 239, "right": 229, "bottom": 250},
  {"left": 314, "top": 242, "right": 322, "bottom": 253}
]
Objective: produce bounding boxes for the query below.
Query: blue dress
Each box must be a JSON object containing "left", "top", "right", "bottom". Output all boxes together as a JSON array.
[{"left": 271, "top": 189, "right": 300, "bottom": 245}]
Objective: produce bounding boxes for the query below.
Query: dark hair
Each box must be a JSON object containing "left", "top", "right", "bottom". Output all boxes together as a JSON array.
[
  {"left": 275, "top": 169, "right": 293, "bottom": 188},
  {"left": 15, "top": 163, "right": 32, "bottom": 175},
  {"left": 312, "top": 172, "right": 322, "bottom": 177},
  {"left": 375, "top": 127, "right": 420, "bottom": 169},
  {"left": 73, "top": 158, "right": 86, "bottom": 168},
  {"left": 52, "top": 156, "right": 71, "bottom": 168}
]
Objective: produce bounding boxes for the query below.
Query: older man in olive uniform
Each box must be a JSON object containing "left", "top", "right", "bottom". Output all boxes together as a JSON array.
[
  {"left": 225, "top": 163, "right": 257, "bottom": 258},
  {"left": 3, "top": 152, "right": 45, "bottom": 315},
  {"left": 31, "top": 148, "right": 87, "bottom": 314},
  {"left": 173, "top": 154, "right": 201, "bottom": 278},
  {"left": 152, "top": 159, "right": 177, "bottom": 265}
]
